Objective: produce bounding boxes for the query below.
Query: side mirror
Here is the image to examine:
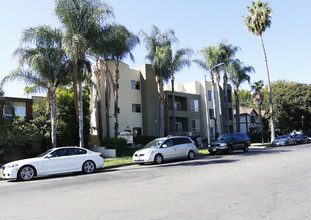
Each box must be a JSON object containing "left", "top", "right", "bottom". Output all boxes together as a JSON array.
[
  {"left": 162, "top": 144, "right": 168, "bottom": 148},
  {"left": 45, "top": 154, "right": 53, "bottom": 159}
]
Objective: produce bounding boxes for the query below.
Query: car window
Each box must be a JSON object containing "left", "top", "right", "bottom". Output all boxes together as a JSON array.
[
  {"left": 51, "top": 149, "right": 67, "bottom": 157},
  {"left": 67, "top": 148, "right": 87, "bottom": 155},
  {"left": 234, "top": 134, "right": 243, "bottom": 140},
  {"left": 172, "top": 138, "right": 192, "bottom": 146},
  {"left": 162, "top": 139, "right": 173, "bottom": 148},
  {"left": 218, "top": 134, "right": 232, "bottom": 141}
]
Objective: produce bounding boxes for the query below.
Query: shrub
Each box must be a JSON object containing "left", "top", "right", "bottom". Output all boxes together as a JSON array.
[
  {"left": 100, "top": 137, "right": 134, "bottom": 157},
  {"left": 133, "top": 135, "right": 158, "bottom": 146},
  {"left": 249, "top": 131, "right": 270, "bottom": 143}
]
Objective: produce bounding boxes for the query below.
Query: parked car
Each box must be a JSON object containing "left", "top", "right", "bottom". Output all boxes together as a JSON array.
[
  {"left": 209, "top": 133, "right": 251, "bottom": 155},
  {"left": 272, "top": 135, "right": 296, "bottom": 146},
  {"left": 291, "top": 134, "right": 309, "bottom": 144},
  {"left": 132, "top": 136, "right": 198, "bottom": 164},
  {"left": 1, "top": 146, "right": 104, "bottom": 181}
]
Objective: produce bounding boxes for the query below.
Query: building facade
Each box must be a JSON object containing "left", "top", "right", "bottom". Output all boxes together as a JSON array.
[
  {"left": 233, "top": 106, "right": 265, "bottom": 134},
  {"left": 0, "top": 96, "right": 45, "bottom": 121},
  {"left": 90, "top": 61, "right": 234, "bottom": 144}
]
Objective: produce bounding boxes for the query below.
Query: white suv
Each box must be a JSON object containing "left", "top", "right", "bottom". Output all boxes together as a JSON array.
[{"left": 132, "top": 136, "right": 198, "bottom": 164}]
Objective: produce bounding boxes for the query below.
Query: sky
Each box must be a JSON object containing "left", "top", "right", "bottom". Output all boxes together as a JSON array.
[{"left": 1, "top": 0, "right": 310, "bottom": 98}]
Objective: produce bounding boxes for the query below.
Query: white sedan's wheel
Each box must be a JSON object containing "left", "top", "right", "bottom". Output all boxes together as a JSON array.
[
  {"left": 83, "top": 161, "right": 95, "bottom": 174},
  {"left": 18, "top": 166, "right": 35, "bottom": 181}
]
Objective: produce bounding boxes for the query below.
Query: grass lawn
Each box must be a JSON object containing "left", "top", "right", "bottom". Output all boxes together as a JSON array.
[
  {"left": 104, "top": 157, "right": 133, "bottom": 167},
  {"left": 251, "top": 143, "right": 272, "bottom": 147}
]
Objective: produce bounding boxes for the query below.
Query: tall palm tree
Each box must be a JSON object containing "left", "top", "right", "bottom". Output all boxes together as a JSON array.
[
  {"left": 218, "top": 41, "right": 239, "bottom": 133},
  {"left": 243, "top": 0, "right": 275, "bottom": 141},
  {"left": 195, "top": 46, "right": 222, "bottom": 138},
  {"left": 54, "top": 0, "right": 113, "bottom": 147},
  {"left": 251, "top": 80, "right": 264, "bottom": 143},
  {"left": 105, "top": 24, "right": 139, "bottom": 137},
  {"left": 167, "top": 47, "right": 193, "bottom": 135},
  {"left": 228, "top": 59, "right": 254, "bottom": 133},
  {"left": 142, "top": 25, "right": 176, "bottom": 137},
  {"left": 0, "top": 26, "right": 69, "bottom": 148}
]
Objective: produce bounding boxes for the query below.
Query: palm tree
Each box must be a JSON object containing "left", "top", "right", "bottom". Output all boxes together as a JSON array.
[
  {"left": 218, "top": 41, "right": 239, "bottom": 133},
  {"left": 0, "top": 26, "right": 69, "bottom": 148},
  {"left": 195, "top": 46, "right": 223, "bottom": 138},
  {"left": 228, "top": 59, "right": 254, "bottom": 133},
  {"left": 243, "top": 0, "right": 275, "bottom": 141},
  {"left": 54, "top": 0, "right": 113, "bottom": 147},
  {"left": 142, "top": 25, "right": 177, "bottom": 137},
  {"left": 105, "top": 24, "right": 140, "bottom": 137},
  {"left": 251, "top": 80, "right": 264, "bottom": 143},
  {"left": 169, "top": 47, "right": 193, "bottom": 135}
]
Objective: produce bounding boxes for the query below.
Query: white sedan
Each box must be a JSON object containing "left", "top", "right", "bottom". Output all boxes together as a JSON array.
[
  {"left": 1, "top": 146, "right": 104, "bottom": 181},
  {"left": 133, "top": 136, "right": 198, "bottom": 164}
]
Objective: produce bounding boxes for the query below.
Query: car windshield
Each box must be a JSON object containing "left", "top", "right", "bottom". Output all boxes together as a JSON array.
[
  {"left": 144, "top": 139, "right": 165, "bottom": 149},
  {"left": 217, "top": 135, "right": 232, "bottom": 141},
  {"left": 37, "top": 149, "right": 53, "bottom": 157},
  {"left": 276, "top": 136, "right": 285, "bottom": 139}
]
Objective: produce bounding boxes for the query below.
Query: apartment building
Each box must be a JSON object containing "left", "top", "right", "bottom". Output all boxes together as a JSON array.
[
  {"left": 0, "top": 96, "right": 45, "bottom": 121},
  {"left": 90, "top": 61, "right": 234, "bottom": 144}
]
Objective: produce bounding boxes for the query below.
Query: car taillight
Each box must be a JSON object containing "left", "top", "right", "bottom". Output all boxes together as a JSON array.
[
  {"left": 194, "top": 143, "right": 198, "bottom": 148},
  {"left": 99, "top": 154, "right": 103, "bottom": 158}
]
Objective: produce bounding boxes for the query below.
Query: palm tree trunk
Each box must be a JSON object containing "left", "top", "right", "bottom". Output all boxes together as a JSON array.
[
  {"left": 72, "top": 64, "right": 79, "bottom": 121},
  {"left": 211, "top": 76, "right": 217, "bottom": 139},
  {"left": 50, "top": 87, "right": 57, "bottom": 148},
  {"left": 114, "top": 63, "right": 120, "bottom": 138},
  {"left": 259, "top": 105, "right": 264, "bottom": 144},
  {"left": 78, "top": 81, "right": 84, "bottom": 148},
  {"left": 259, "top": 34, "right": 275, "bottom": 142},
  {"left": 171, "top": 75, "right": 176, "bottom": 135},
  {"left": 204, "top": 75, "right": 211, "bottom": 146},
  {"left": 235, "top": 86, "right": 240, "bottom": 133},
  {"left": 224, "top": 79, "right": 229, "bottom": 133},
  {"left": 217, "top": 83, "right": 224, "bottom": 135},
  {"left": 156, "top": 76, "right": 165, "bottom": 137}
]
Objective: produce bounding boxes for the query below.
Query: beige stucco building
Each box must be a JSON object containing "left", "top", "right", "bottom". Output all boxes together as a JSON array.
[{"left": 90, "top": 61, "right": 234, "bottom": 144}]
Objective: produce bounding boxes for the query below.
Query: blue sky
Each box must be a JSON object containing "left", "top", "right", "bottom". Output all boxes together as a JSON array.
[{"left": 1, "top": 0, "right": 310, "bottom": 98}]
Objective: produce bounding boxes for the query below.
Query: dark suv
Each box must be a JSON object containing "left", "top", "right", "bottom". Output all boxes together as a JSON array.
[{"left": 209, "top": 133, "right": 251, "bottom": 155}]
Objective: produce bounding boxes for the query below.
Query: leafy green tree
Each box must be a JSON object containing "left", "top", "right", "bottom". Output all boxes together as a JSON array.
[
  {"left": 0, "top": 117, "right": 47, "bottom": 161},
  {"left": 232, "top": 89, "right": 254, "bottom": 109},
  {"left": 228, "top": 59, "right": 254, "bottom": 132},
  {"left": 243, "top": 0, "right": 275, "bottom": 141},
  {"left": 142, "top": 25, "right": 177, "bottom": 137},
  {"left": 1, "top": 26, "right": 69, "bottom": 148},
  {"left": 56, "top": 88, "right": 90, "bottom": 147},
  {"left": 54, "top": 0, "right": 113, "bottom": 147},
  {"left": 270, "top": 82, "right": 311, "bottom": 134}
]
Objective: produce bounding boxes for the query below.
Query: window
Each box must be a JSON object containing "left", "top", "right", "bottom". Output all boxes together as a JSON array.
[
  {"left": 228, "top": 108, "right": 233, "bottom": 120},
  {"left": 131, "top": 80, "right": 140, "bottom": 90},
  {"left": 209, "top": 109, "right": 214, "bottom": 119},
  {"left": 175, "top": 122, "right": 182, "bottom": 132},
  {"left": 174, "top": 102, "right": 181, "bottom": 111},
  {"left": 172, "top": 137, "right": 192, "bottom": 146},
  {"left": 251, "top": 116, "right": 256, "bottom": 123},
  {"left": 132, "top": 104, "right": 141, "bottom": 113},
  {"left": 190, "top": 99, "right": 199, "bottom": 112},
  {"left": 227, "top": 89, "right": 232, "bottom": 103},
  {"left": 192, "top": 119, "right": 200, "bottom": 132},
  {"left": 4, "top": 106, "right": 26, "bottom": 117},
  {"left": 162, "top": 139, "right": 173, "bottom": 147},
  {"left": 51, "top": 149, "right": 67, "bottom": 157},
  {"left": 210, "top": 127, "right": 214, "bottom": 138},
  {"left": 208, "top": 90, "right": 212, "bottom": 101}
]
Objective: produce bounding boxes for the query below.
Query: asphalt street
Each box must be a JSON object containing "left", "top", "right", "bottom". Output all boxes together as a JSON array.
[{"left": 1, "top": 144, "right": 311, "bottom": 220}]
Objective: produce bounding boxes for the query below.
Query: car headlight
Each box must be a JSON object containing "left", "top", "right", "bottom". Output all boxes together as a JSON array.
[
  {"left": 7, "top": 164, "right": 19, "bottom": 168},
  {"left": 220, "top": 143, "right": 227, "bottom": 147}
]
